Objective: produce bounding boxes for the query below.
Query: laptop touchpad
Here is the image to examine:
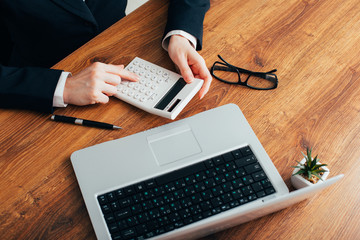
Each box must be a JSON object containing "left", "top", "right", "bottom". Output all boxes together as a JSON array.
[{"left": 147, "top": 125, "right": 202, "bottom": 166}]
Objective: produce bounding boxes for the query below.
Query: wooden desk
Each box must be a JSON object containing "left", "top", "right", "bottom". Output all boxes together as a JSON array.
[{"left": 1, "top": 0, "right": 359, "bottom": 239}]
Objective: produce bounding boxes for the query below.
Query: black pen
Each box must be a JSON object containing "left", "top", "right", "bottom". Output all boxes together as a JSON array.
[{"left": 50, "top": 115, "right": 121, "bottom": 130}]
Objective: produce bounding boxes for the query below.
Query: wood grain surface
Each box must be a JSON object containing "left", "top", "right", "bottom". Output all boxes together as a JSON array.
[{"left": 1, "top": 0, "right": 359, "bottom": 239}]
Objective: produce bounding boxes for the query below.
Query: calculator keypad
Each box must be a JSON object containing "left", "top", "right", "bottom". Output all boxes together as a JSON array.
[{"left": 117, "top": 58, "right": 174, "bottom": 105}]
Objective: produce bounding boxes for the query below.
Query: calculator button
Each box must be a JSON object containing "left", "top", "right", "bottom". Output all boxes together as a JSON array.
[
  {"left": 145, "top": 73, "right": 151, "bottom": 79},
  {"left": 151, "top": 76, "right": 157, "bottom": 81},
  {"left": 145, "top": 81, "right": 152, "bottom": 87},
  {"left": 140, "top": 87, "right": 146, "bottom": 93},
  {"left": 151, "top": 67, "right": 156, "bottom": 73},
  {"left": 139, "top": 71, "right": 145, "bottom": 76},
  {"left": 140, "top": 79, "right": 146, "bottom": 85},
  {"left": 145, "top": 90, "right": 152, "bottom": 96},
  {"left": 128, "top": 91, "right": 135, "bottom": 97},
  {"left": 157, "top": 79, "right": 163, "bottom": 84},
  {"left": 150, "top": 93, "right": 157, "bottom": 100},
  {"left": 128, "top": 82, "right": 135, "bottom": 88},
  {"left": 134, "top": 68, "right": 140, "bottom": 74},
  {"left": 151, "top": 84, "right": 158, "bottom": 90},
  {"left": 162, "top": 72, "right": 169, "bottom": 78},
  {"left": 140, "top": 63, "right": 145, "bottom": 68},
  {"left": 122, "top": 88, "right": 129, "bottom": 94},
  {"left": 133, "top": 85, "right": 140, "bottom": 91},
  {"left": 145, "top": 65, "right": 151, "bottom": 71},
  {"left": 128, "top": 65, "right": 134, "bottom": 72},
  {"left": 157, "top": 69, "right": 163, "bottom": 75},
  {"left": 134, "top": 94, "right": 141, "bottom": 99},
  {"left": 133, "top": 60, "right": 139, "bottom": 66},
  {"left": 117, "top": 85, "right": 123, "bottom": 91},
  {"left": 140, "top": 97, "right": 147, "bottom": 102}
]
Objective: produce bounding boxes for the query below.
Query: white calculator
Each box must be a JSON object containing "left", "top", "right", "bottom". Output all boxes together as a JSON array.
[{"left": 114, "top": 57, "right": 204, "bottom": 120}]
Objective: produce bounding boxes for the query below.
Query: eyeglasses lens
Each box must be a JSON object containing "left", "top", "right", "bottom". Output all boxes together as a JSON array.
[
  {"left": 246, "top": 74, "right": 277, "bottom": 89},
  {"left": 212, "top": 64, "right": 239, "bottom": 83}
]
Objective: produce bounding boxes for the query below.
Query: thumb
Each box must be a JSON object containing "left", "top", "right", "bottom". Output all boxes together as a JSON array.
[{"left": 174, "top": 56, "right": 194, "bottom": 84}]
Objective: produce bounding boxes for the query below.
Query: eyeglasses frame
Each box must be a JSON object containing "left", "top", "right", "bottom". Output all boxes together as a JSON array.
[{"left": 210, "top": 55, "right": 278, "bottom": 90}]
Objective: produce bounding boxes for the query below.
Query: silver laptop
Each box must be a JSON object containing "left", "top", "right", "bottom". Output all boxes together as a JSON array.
[{"left": 71, "top": 104, "right": 343, "bottom": 240}]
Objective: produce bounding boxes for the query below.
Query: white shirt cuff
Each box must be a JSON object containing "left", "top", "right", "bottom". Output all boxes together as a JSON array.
[
  {"left": 53, "top": 71, "right": 70, "bottom": 107},
  {"left": 162, "top": 30, "right": 197, "bottom": 51}
]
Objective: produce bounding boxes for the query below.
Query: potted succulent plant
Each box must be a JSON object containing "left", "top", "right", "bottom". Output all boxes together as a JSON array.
[{"left": 291, "top": 148, "right": 329, "bottom": 189}]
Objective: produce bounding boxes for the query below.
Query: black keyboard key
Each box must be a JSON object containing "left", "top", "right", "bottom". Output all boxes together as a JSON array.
[
  {"left": 200, "top": 201, "right": 212, "bottom": 211},
  {"left": 108, "top": 222, "right": 119, "bottom": 233},
  {"left": 130, "top": 204, "right": 143, "bottom": 215},
  {"left": 248, "top": 194, "right": 257, "bottom": 201},
  {"left": 112, "top": 232, "right": 122, "bottom": 240},
  {"left": 121, "top": 228, "right": 136, "bottom": 238},
  {"left": 234, "top": 168, "right": 246, "bottom": 177},
  {"left": 110, "top": 201, "right": 121, "bottom": 211},
  {"left": 123, "top": 186, "right": 135, "bottom": 196},
  {"left": 107, "top": 192, "right": 116, "bottom": 202},
  {"left": 242, "top": 175, "right": 254, "bottom": 185},
  {"left": 115, "top": 207, "right": 131, "bottom": 220},
  {"left": 223, "top": 152, "right": 234, "bottom": 162},
  {"left": 211, "top": 197, "right": 223, "bottom": 207},
  {"left": 213, "top": 156, "right": 224, "bottom": 165},
  {"left": 241, "top": 186, "right": 254, "bottom": 196},
  {"left": 126, "top": 216, "right": 138, "bottom": 227},
  {"left": 256, "top": 191, "right": 266, "bottom": 198},
  {"left": 174, "top": 179, "right": 186, "bottom": 189},
  {"left": 156, "top": 162, "right": 206, "bottom": 185},
  {"left": 117, "top": 219, "right": 128, "bottom": 230},
  {"left": 136, "top": 224, "right": 148, "bottom": 236},
  {"left": 221, "top": 193, "right": 233, "bottom": 203},
  {"left": 261, "top": 178, "right": 273, "bottom": 188},
  {"left": 221, "top": 182, "right": 234, "bottom": 192},
  {"left": 104, "top": 213, "right": 115, "bottom": 223},
  {"left": 231, "top": 149, "right": 242, "bottom": 159},
  {"left": 251, "top": 182, "right": 263, "bottom": 192},
  {"left": 115, "top": 189, "right": 124, "bottom": 199},
  {"left": 201, "top": 190, "right": 213, "bottom": 200},
  {"left": 235, "top": 157, "right": 251, "bottom": 167},
  {"left": 245, "top": 163, "right": 262, "bottom": 174},
  {"left": 135, "top": 183, "right": 145, "bottom": 192},
  {"left": 119, "top": 197, "right": 131, "bottom": 207},
  {"left": 240, "top": 146, "right": 252, "bottom": 156},
  {"left": 204, "top": 159, "right": 215, "bottom": 168},
  {"left": 98, "top": 195, "right": 107, "bottom": 204},
  {"left": 252, "top": 171, "right": 267, "bottom": 181},
  {"left": 265, "top": 187, "right": 276, "bottom": 195},
  {"left": 101, "top": 204, "right": 111, "bottom": 214},
  {"left": 145, "top": 179, "right": 156, "bottom": 188},
  {"left": 232, "top": 179, "right": 244, "bottom": 188},
  {"left": 202, "top": 210, "right": 213, "bottom": 218},
  {"left": 231, "top": 189, "right": 244, "bottom": 200}
]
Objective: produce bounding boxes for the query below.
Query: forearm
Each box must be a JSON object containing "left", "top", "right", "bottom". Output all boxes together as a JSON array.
[{"left": 0, "top": 65, "right": 62, "bottom": 113}]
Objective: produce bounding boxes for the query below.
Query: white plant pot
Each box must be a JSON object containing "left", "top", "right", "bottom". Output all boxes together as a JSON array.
[{"left": 291, "top": 158, "right": 330, "bottom": 189}]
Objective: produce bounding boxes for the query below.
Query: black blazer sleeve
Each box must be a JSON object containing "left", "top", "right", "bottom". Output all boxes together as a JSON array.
[
  {"left": 0, "top": 11, "right": 62, "bottom": 113},
  {"left": 164, "top": 0, "right": 210, "bottom": 50},
  {"left": 0, "top": 65, "right": 63, "bottom": 113}
]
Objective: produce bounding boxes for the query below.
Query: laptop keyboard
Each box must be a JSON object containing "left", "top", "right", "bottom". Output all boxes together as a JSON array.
[{"left": 98, "top": 146, "right": 276, "bottom": 240}]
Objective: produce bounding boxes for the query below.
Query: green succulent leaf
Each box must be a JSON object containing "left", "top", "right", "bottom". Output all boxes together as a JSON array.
[
  {"left": 312, "top": 172, "right": 324, "bottom": 181},
  {"left": 292, "top": 147, "right": 328, "bottom": 181}
]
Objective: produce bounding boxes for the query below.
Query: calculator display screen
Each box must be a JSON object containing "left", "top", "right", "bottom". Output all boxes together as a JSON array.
[{"left": 154, "top": 78, "right": 187, "bottom": 111}]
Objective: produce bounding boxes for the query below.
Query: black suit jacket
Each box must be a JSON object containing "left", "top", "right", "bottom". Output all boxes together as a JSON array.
[{"left": 0, "top": 0, "right": 209, "bottom": 112}]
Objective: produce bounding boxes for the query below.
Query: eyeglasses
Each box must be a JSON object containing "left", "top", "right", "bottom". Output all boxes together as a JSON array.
[{"left": 210, "top": 55, "right": 278, "bottom": 90}]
